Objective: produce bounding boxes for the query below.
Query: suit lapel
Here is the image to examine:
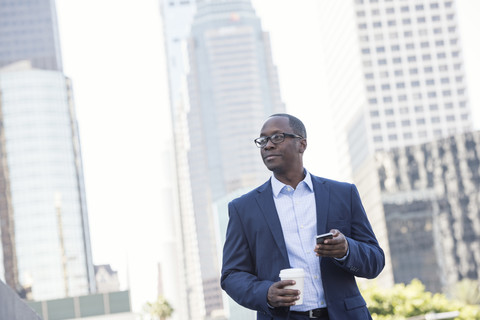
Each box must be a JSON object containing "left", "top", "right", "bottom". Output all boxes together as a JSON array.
[
  {"left": 255, "top": 181, "right": 289, "bottom": 264},
  {"left": 312, "top": 175, "right": 330, "bottom": 234}
]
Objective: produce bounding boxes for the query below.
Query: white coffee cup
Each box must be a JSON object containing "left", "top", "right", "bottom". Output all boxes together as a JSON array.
[{"left": 279, "top": 268, "right": 305, "bottom": 305}]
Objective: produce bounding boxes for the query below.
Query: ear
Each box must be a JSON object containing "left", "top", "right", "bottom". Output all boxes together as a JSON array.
[{"left": 299, "top": 138, "right": 307, "bottom": 154}]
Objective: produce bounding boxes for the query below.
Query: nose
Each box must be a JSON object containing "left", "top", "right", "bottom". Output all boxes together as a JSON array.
[{"left": 263, "top": 138, "right": 276, "bottom": 150}]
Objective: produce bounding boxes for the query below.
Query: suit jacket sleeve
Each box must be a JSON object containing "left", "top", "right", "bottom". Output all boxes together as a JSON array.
[
  {"left": 333, "top": 184, "right": 385, "bottom": 279},
  {"left": 220, "top": 200, "right": 275, "bottom": 316}
]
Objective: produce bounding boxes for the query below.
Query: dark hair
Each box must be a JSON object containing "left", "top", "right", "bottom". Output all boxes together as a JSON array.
[{"left": 269, "top": 113, "right": 307, "bottom": 138}]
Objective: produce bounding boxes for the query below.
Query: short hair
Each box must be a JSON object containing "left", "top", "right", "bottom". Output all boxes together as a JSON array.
[{"left": 269, "top": 113, "right": 307, "bottom": 138}]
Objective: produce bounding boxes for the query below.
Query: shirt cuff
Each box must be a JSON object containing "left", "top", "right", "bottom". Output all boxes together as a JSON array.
[{"left": 334, "top": 247, "right": 350, "bottom": 262}]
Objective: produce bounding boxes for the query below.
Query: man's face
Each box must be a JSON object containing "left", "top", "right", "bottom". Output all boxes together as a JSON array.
[{"left": 259, "top": 116, "right": 306, "bottom": 174}]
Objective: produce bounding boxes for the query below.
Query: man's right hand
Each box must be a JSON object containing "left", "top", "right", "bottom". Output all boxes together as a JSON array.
[{"left": 267, "top": 280, "right": 300, "bottom": 308}]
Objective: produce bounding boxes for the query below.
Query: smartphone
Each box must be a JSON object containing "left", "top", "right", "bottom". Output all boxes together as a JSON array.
[{"left": 316, "top": 232, "right": 333, "bottom": 244}]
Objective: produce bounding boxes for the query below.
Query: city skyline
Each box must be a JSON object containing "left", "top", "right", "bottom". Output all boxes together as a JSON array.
[{"left": 53, "top": 0, "right": 480, "bottom": 314}]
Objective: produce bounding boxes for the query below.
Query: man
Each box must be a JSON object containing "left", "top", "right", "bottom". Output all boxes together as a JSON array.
[{"left": 221, "top": 114, "right": 384, "bottom": 319}]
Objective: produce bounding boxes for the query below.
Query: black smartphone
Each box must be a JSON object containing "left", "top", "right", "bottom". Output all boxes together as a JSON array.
[{"left": 316, "top": 232, "right": 333, "bottom": 244}]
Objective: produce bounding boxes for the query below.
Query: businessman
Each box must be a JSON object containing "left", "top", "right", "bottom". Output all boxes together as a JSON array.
[{"left": 221, "top": 114, "right": 385, "bottom": 319}]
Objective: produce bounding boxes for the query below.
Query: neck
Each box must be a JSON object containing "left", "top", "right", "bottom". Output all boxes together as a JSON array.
[{"left": 273, "top": 168, "right": 305, "bottom": 189}]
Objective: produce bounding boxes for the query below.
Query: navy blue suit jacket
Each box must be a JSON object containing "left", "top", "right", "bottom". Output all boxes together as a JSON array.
[{"left": 221, "top": 175, "right": 385, "bottom": 320}]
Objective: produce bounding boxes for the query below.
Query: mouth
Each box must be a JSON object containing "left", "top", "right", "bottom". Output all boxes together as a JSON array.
[{"left": 263, "top": 154, "right": 281, "bottom": 161}]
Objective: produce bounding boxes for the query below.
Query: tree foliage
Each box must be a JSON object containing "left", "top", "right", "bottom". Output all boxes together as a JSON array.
[
  {"left": 143, "top": 295, "right": 174, "bottom": 320},
  {"left": 360, "top": 279, "right": 480, "bottom": 320}
]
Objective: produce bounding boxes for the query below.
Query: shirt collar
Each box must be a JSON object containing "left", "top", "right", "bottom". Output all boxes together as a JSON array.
[{"left": 271, "top": 169, "right": 313, "bottom": 197}]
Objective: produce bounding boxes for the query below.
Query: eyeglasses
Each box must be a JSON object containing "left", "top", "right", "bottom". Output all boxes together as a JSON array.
[{"left": 254, "top": 132, "right": 304, "bottom": 148}]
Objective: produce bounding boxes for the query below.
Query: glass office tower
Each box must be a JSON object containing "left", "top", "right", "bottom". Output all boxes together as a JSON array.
[
  {"left": 186, "top": 0, "right": 285, "bottom": 315},
  {"left": 0, "top": 0, "right": 95, "bottom": 300},
  {"left": 0, "top": 0, "right": 63, "bottom": 71}
]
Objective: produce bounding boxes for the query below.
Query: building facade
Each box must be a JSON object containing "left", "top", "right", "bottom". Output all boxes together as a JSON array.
[
  {"left": 318, "top": 0, "right": 474, "bottom": 287},
  {"left": 186, "top": 0, "right": 285, "bottom": 315},
  {"left": 375, "top": 131, "right": 480, "bottom": 292},
  {"left": 0, "top": 0, "right": 63, "bottom": 71},
  {"left": 0, "top": 0, "right": 95, "bottom": 301}
]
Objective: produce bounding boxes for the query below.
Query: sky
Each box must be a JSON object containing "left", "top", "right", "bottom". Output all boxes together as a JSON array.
[{"left": 55, "top": 0, "right": 480, "bottom": 313}]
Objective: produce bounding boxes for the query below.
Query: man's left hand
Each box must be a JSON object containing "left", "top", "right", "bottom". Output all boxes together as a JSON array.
[{"left": 314, "top": 229, "right": 348, "bottom": 259}]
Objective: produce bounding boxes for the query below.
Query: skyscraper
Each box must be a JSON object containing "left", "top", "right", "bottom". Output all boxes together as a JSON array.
[
  {"left": 317, "top": 0, "right": 473, "bottom": 287},
  {"left": 160, "top": 0, "right": 205, "bottom": 319},
  {"left": 186, "top": 0, "right": 285, "bottom": 315},
  {"left": 0, "top": 0, "right": 63, "bottom": 71},
  {"left": 0, "top": 0, "right": 95, "bottom": 300}
]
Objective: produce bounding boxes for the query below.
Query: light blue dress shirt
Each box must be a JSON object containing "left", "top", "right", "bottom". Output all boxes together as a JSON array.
[{"left": 271, "top": 171, "right": 326, "bottom": 311}]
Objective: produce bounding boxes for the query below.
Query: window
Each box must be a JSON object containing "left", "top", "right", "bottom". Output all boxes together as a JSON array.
[
  {"left": 398, "top": 95, "right": 407, "bottom": 101},
  {"left": 452, "top": 51, "right": 459, "bottom": 57},
  {"left": 421, "top": 41, "right": 429, "bottom": 48},
  {"left": 372, "top": 123, "right": 381, "bottom": 129},
  {"left": 386, "top": 7, "right": 394, "bottom": 14},
  {"left": 428, "top": 91, "right": 437, "bottom": 98},
  {"left": 447, "top": 14, "right": 454, "bottom": 20},
  {"left": 432, "top": 15, "right": 440, "bottom": 21},
  {"left": 376, "top": 46, "right": 385, "bottom": 53},
  {"left": 456, "top": 76, "right": 463, "bottom": 83},
  {"left": 422, "top": 54, "right": 431, "bottom": 60},
  {"left": 440, "top": 78, "right": 449, "bottom": 84},
  {"left": 415, "top": 4, "right": 424, "bottom": 10},
  {"left": 369, "top": 98, "right": 378, "bottom": 104},
  {"left": 370, "top": 110, "right": 380, "bottom": 117},
  {"left": 384, "top": 96, "right": 393, "bottom": 103},
  {"left": 388, "top": 134, "right": 398, "bottom": 141},
  {"left": 424, "top": 66, "right": 433, "bottom": 73},
  {"left": 411, "top": 81, "right": 420, "bottom": 87},
  {"left": 439, "top": 65, "right": 448, "bottom": 71},
  {"left": 434, "top": 28, "right": 442, "bottom": 34},
  {"left": 388, "top": 20, "right": 396, "bottom": 26},
  {"left": 426, "top": 79, "right": 435, "bottom": 85},
  {"left": 391, "top": 45, "right": 400, "bottom": 51},
  {"left": 445, "top": 102, "right": 454, "bottom": 109},
  {"left": 435, "top": 40, "right": 444, "bottom": 46},
  {"left": 416, "top": 118, "right": 426, "bottom": 125},
  {"left": 365, "top": 73, "right": 374, "bottom": 79},
  {"left": 448, "top": 26, "right": 456, "bottom": 33},
  {"left": 404, "top": 31, "right": 413, "bottom": 37},
  {"left": 394, "top": 70, "right": 403, "bottom": 76},
  {"left": 357, "top": 11, "right": 366, "bottom": 17},
  {"left": 404, "top": 132, "right": 413, "bottom": 139},
  {"left": 417, "top": 17, "right": 426, "bottom": 23},
  {"left": 401, "top": 6, "right": 409, "bottom": 12},
  {"left": 437, "top": 52, "right": 446, "bottom": 59},
  {"left": 413, "top": 93, "right": 422, "bottom": 100},
  {"left": 443, "top": 90, "right": 451, "bottom": 96},
  {"left": 458, "top": 88, "right": 465, "bottom": 95},
  {"left": 407, "top": 56, "right": 416, "bottom": 62},
  {"left": 454, "top": 63, "right": 462, "bottom": 70},
  {"left": 380, "top": 71, "right": 389, "bottom": 78},
  {"left": 374, "top": 136, "right": 383, "bottom": 142},
  {"left": 406, "top": 43, "right": 415, "bottom": 49},
  {"left": 430, "top": 3, "right": 439, "bottom": 9},
  {"left": 429, "top": 104, "right": 439, "bottom": 110},
  {"left": 373, "top": 22, "right": 382, "bottom": 28},
  {"left": 410, "top": 68, "right": 418, "bottom": 74},
  {"left": 362, "top": 48, "right": 370, "bottom": 54},
  {"left": 403, "top": 18, "right": 411, "bottom": 25},
  {"left": 385, "top": 109, "right": 394, "bottom": 115},
  {"left": 381, "top": 84, "right": 391, "bottom": 90},
  {"left": 415, "top": 106, "right": 424, "bottom": 112},
  {"left": 396, "top": 82, "right": 405, "bottom": 89},
  {"left": 401, "top": 120, "right": 411, "bottom": 126},
  {"left": 431, "top": 117, "right": 440, "bottom": 123},
  {"left": 359, "top": 23, "right": 367, "bottom": 29},
  {"left": 446, "top": 115, "right": 455, "bottom": 122},
  {"left": 372, "top": 9, "right": 380, "bottom": 15},
  {"left": 387, "top": 121, "right": 396, "bottom": 128},
  {"left": 393, "top": 57, "right": 402, "bottom": 64},
  {"left": 400, "top": 107, "right": 409, "bottom": 114},
  {"left": 367, "top": 85, "right": 376, "bottom": 92}
]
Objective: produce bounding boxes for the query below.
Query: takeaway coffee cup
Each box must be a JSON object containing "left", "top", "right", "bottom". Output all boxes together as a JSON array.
[{"left": 279, "top": 268, "right": 305, "bottom": 305}]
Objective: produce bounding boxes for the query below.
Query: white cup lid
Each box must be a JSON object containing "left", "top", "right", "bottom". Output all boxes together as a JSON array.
[{"left": 279, "top": 268, "right": 305, "bottom": 278}]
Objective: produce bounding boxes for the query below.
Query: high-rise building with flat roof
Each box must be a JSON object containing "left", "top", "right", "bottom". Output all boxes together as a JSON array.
[
  {"left": 318, "top": 0, "right": 474, "bottom": 287},
  {"left": 0, "top": 0, "right": 95, "bottom": 300}
]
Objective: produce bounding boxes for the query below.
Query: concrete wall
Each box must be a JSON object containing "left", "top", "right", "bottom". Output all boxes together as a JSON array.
[{"left": 0, "top": 280, "right": 42, "bottom": 320}]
